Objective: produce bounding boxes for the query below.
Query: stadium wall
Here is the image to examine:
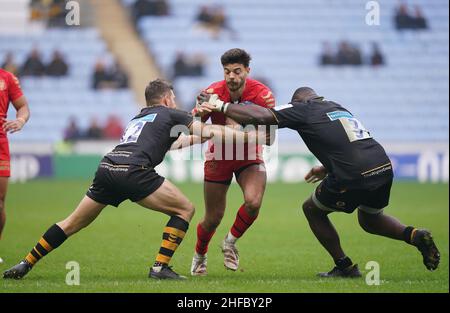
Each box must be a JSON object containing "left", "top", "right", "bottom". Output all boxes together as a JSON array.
[{"left": 10, "top": 142, "right": 449, "bottom": 183}]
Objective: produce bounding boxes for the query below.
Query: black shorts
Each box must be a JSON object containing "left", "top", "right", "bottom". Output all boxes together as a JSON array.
[
  {"left": 312, "top": 174, "right": 393, "bottom": 214},
  {"left": 86, "top": 160, "right": 165, "bottom": 207}
]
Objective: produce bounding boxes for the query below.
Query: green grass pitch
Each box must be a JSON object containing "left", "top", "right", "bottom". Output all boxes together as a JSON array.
[{"left": 1, "top": 180, "right": 448, "bottom": 293}]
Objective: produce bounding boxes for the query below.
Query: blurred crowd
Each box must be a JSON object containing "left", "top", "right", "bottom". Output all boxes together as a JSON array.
[
  {"left": 1, "top": 48, "right": 69, "bottom": 77},
  {"left": 131, "top": 0, "right": 170, "bottom": 23},
  {"left": 171, "top": 51, "right": 206, "bottom": 79},
  {"left": 30, "top": 0, "right": 68, "bottom": 27},
  {"left": 64, "top": 115, "right": 125, "bottom": 141},
  {"left": 319, "top": 41, "right": 385, "bottom": 67},
  {"left": 395, "top": 3, "right": 429, "bottom": 30},
  {"left": 193, "top": 4, "right": 237, "bottom": 40},
  {"left": 92, "top": 59, "right": 129, "bottom": 90}
]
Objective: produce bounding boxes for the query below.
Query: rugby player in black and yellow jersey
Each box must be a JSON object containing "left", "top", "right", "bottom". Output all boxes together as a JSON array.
[
  {"left": 200, "top": 86, "right": 440, "bottom": 278},
  {"left": 3, "top": 79, "right": 254, "bottom": 280}
]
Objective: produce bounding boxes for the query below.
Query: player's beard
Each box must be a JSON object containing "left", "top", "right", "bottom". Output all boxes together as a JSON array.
[{"left": 227, "top": 79, "right": 244, "bottom": 92}]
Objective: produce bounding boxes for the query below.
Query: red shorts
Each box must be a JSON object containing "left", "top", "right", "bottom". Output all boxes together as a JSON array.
[
  {"left": 204, "top": 159, "right": 264, "bottom": 185},
  {"left": 0, "top": 139, "right": 10, "bottom": 177}
]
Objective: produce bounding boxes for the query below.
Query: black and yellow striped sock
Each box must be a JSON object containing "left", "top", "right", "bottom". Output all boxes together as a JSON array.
[
  {"left": 154, "top": 216, "right": 189, "bottom": 268},
  {"left": 25, "top": 224, "right": 68, "bottom": 266}
]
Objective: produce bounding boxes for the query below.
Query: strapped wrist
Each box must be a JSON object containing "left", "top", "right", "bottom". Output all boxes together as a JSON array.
[{"left": 222, "top": 102, "right": 230, "bottom": 113}]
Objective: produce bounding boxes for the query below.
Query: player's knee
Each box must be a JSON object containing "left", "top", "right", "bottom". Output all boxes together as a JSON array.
[
  {"left": 244, "top": 198, "right": 261, "bottom": 214},
  {"left": 205, "top": 211, "right": 224, "bottom": 229},
  {"left": 0, "top": 198, "right": 5, "bottom": 211},
  {"left": 183, "top": 202, "right": 195, "bottom": 221}
]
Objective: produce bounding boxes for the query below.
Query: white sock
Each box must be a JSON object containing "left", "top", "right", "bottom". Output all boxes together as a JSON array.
[
  {"left": 152, "top": 265, "right": 162, "bottom": 272},
  {"left": 225, "top": 232, "right": 238, "bottom": 244},
  {"left": 195, "top": 252, "right": 206, "bottom": 258}
]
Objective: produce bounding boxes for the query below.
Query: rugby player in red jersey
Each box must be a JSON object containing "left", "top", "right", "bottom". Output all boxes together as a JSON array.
[
  {"left": 191, "top": 49, "right": 276, "bottom": 275},
  {"left": 0, "top": 68, "right": 31, "bottom": 264}
]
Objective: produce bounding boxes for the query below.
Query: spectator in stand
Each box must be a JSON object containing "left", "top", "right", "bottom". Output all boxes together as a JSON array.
[
  {"left": 64, "top": 117, "right": 82, "bottom": 142},
  {"left": 190, "top": 53, "right": 206, "bottom": 76},
  {"left": 92, "top": 59, "right": 129, "bottom": 90},
  {"left": 172, "top": 52, "right": 206, "bottom": 79},
  {"left": 92, "top": 60, "right": 111, "bottom": 90},
  {"left": 194, "top": 5, "right": 236, "bottom": 39},
  {"left": 47, "top": 0, "right": 66, "bottom": 27},
  {"left": 370, "top": 43, "right": 385, "bottom": 67},
  {"left": 29, "top": 0, "right": 67, "bottom": 27},
  {"left": 103, "top": 115, "right": 124, "bottom": 140},
  {"left": 21, "top": 48, "right": 46, "bottom": 77},
  {"left": 1, "top": 53, "right": 19, "bottom": 76},
  {"left": 395, "top": 3, "right": 414, "bottom": 30},
  {"left": 110, "top": 62, "right": 129, "bottom": 89},
  {"left": 132, "top": 0, "right": 169, "bottom": 22},
  {"left": 85, "top": 118, "right": 103, "bottom": 140},
  {"left": 336, "top": 41, "right": 362, "bottom": 66},
  {"left": 412, "top": 6, "right": 428, "bottom": 30},
  {"left": 172, "top": 52, "right": 190, "bottom": 78},
  {"left": 46, "top": 50, "right": 69, "bottom": 77},
  {"left": 320, "top": 41, "right": 335, "bottom": 66}
]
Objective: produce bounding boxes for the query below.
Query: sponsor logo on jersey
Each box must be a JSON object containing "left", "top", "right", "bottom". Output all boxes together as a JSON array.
[{"left": 327, "top": 111, "right": 353, "bottom": 121}]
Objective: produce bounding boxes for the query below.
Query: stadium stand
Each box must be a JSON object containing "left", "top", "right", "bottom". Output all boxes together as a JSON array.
[
  {"left": 0, "top": 0, "right": 138, "bottom": 143},
  {"left": 1, "top": 0, "right": 448, "bottom": 143},
  {"left": 125, "top": 0, "right": 449, "bottom": 142}
]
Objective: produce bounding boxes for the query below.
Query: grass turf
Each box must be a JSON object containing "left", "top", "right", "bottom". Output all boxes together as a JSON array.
[{"left": 0, "top": 180, "right": 448, "bottom": 293}]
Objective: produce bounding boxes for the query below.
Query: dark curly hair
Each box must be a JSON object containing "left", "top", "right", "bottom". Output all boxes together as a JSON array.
[{"left": 221, "top": 48, "right": 252, "bottom": 67}]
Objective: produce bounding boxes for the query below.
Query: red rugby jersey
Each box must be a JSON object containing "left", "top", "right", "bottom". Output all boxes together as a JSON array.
[
  {"left": 0, "top": 69, "right": 24, "bottom": 139},
  {"left": 203, "top": 78, "right": 275, "bottom": 161}
]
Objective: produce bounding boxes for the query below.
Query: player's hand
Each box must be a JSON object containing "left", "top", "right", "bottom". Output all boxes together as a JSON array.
[
  {"left": 1, "top": 117, "right": 26, "bottom": 133},
  {"left": 304, "top": 166, "right": 327, "bottom": 183},
  {"left": 196, "top": 92, "right": 211, "bottom": 106},
  {"left": 191, "top": 103, "right": 215, "bottom": 117},
  {"left": 200, "top": 93, "right": 226, "bottom": 112}
]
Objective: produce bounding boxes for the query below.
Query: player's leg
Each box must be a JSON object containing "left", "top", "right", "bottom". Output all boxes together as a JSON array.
[
  {"left": 0, "top": 139, "right": 11, "bottom": 264},
  {"left": 0, "top": 177, "right": 7, "bottom": 264},
  {"left": 137, "top": 179, "right": 195, "bottom": 280},
  {"left": 302, "top": 181, "right": 361, "bottom": 278},
  {"left": 220, "top": 163, "right": 266, "bottom": 271},
  {"left": 191, "top": 181, "right": 229, "bottom": 276},
  {"left": 357, "top": 182, "right": 440, "bottom": 271},
  {"left": 3, "top": 196, "right": 106, "bottom": 279},
  {"left": 230, "top": 163, "right": 266, "bottom": 241}
]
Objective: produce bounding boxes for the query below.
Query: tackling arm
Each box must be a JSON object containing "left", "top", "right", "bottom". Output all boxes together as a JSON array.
[
  {"left": 224, "top": 102, "right": 278, "bottom": 126},
  {"left": 170, "top": 133, "right": 209, "bottom": 150},
  {"left": 197, "top": 92, "right": 278, "bottom": 126},
  {"left": 189, "top": 120, "right": 257, "bottom": 144}
]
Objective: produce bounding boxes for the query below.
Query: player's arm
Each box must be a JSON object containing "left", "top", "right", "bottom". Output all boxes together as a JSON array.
[
  {"left": 2, "top": 95, "right": 30, "bottom": 134},
  {"left": 170, "top": 133, "right": 208, "bottom": 150},
  {"left": 189, "top": 120, "right": 258, "bottom": 145},
  {"left": 225, "top": 102, "right": 278, "bottom": 126},
  {"left": 198, "top": 92, "right": 278, "bottom": 126}
]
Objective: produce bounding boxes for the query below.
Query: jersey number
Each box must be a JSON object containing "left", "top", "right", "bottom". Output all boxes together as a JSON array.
[
  {"left": 120, "top": 120, "right": 145, "bottom": 144},
  {"left": 340, "top": 117, "right": 372, "bottom": 142}
]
